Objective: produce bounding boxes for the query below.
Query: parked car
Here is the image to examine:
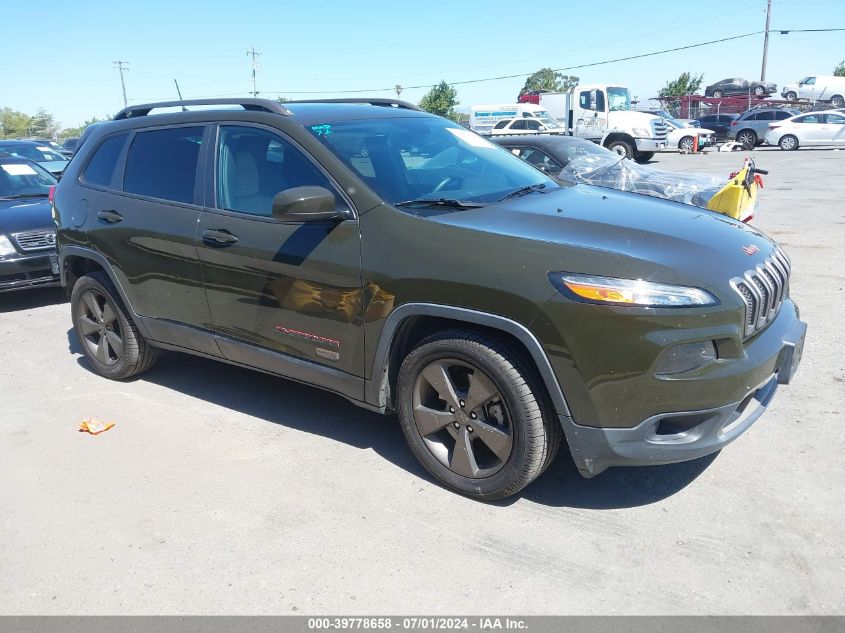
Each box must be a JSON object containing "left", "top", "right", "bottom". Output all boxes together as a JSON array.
[
  {"left": 781, "top": 75, "right": 845, "bottom": 107},
  {"left": 0, "top": 140, "right": 69, "bottom": 176},
  {"left": 764, "top": 109, "right": 845, "bottom": 150},
  {"left": 62, "top": 137, "right": 80, "bottom": 154},
  {"left": 54, "top": 97, "right": 805, "bottom": 500},
  {"left": 491, "top": 134, "right": 754, "bottom": 218},
  {"left": 0, "top": 157, "right": 61, "bottom": 292},
  {"left": 660, "top": 118, "right": 716, "bottom": 151},
  {"left": 728, "top": 107, "right": 801, "bottom": 149},
  {"left": 20, "top": 138, "right": 73, "bottom": 158},
  {"left": 704, "top": 78, "right": 777, "bottom": 98},
  {"left": 692, "top": 114, "right": 739, "bottom": 140},
  {"left": 489, "top": 116, "right": 565, "bottom": 135}
]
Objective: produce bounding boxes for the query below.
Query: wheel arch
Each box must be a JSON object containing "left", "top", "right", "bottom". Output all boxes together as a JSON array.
[
  {"left": 60, "top": 246, "right": 151, "bottom": 338},
  {"left": 366, "top": 304, "right": 572, "bottom": 420},
  {"left": 601, "top": 132, "right": 635, "bottom": 148}
]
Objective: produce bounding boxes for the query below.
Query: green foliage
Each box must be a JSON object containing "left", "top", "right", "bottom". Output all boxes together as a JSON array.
[
  {"left": 658, "top": 72, "right": 704, "bottom": 97},
  {"left": 0, "top": 107, "right": 34, "bottom": 138},
  {"left": 59, "top": 117, "right": 108, "bottom": 141},
  {"left": 419, "top": 81, "right": 459, "bottom": 120},
  {"left": 275, "top": 96, "right": 290, "bottom": 103},
  {"left": 519, "top": 68, "right": 579, "bottom": 96},
  {"left": 835, "top": 60, "right": 845, "bottom": 77}
]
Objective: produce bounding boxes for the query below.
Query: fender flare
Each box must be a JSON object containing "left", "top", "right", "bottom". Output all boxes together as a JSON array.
[
  {"left": 365, "top": 303, "right": 572, "bottom": 419},
  {"left": 59, "top": 245, "right": 152, "bottom": 339}
]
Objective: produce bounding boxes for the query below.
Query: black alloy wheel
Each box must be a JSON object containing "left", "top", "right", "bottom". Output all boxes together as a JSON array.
[{"left": 76, "top": 289, "right": 123, "bottom": 366}]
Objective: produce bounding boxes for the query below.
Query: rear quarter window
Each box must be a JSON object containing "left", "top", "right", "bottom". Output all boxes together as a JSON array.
[{"left": 81, "top": 134, "right": 129, "bottom": 188}]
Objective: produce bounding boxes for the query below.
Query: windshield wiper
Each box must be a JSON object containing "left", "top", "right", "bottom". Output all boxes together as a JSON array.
[
  {"left": 498, "top": 183, "right": 549, "bottom": 201},
  {"left": 394, "top": 198, "right": 485, "bottom": 209}
]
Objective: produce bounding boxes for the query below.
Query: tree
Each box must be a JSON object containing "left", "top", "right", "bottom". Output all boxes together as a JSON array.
[
  {"left": 59, "top": 116, "right": 107, "bottom": 140},
  {"left": 0, "top": 108, "right": 33, "bottom": 138},
  {"left": 274, "top": 96, "right": 290, "bottom": 103},
  {"left": 835, "top": 60, "right": 845, "bottom": 77},
  {"left": 519, "top": 68, "right": 579, "bottom": 96},
  {"left": 658, "top": 72, "right": 704, "bottom": 97},
  {"left": 28, "top": 108, "right": 59, "bottom": 138},
  {"left": 419, "top": 81, "right": 459, "bottom": 120}
]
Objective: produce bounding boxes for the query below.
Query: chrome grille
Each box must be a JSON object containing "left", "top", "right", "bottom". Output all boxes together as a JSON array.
[
  {"left": 652, "top": 120, "right": 668, "bottom": 141},
  {"left": 731, "top": 247, "right": 791, "bottom": 338},
  {"left": 12, "top": 229, "right": 56, "bottom": 252}
]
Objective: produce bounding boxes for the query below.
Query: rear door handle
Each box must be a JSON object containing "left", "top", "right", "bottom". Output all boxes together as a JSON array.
[
  {"left": 97, "top": 210, "right": 123, "bottom": 223},
  {"left": 202, "top": 229, "right": 239, "bottom": 246}
]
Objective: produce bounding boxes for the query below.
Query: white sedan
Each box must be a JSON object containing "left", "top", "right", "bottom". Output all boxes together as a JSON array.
[
  {"left": 661, "top": 118, "right": 716, "bottom": 151},
  {"left": 764, "top": 109, "right": 845, "bottom": 150}
]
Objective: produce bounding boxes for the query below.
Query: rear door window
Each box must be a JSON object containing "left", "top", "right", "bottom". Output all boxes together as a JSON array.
[
  {"left": 123, "top": 126, "right": 204, "bottom": 204},
  {"left": 81, "top": 133, "right": 128, "bottom": 188}
]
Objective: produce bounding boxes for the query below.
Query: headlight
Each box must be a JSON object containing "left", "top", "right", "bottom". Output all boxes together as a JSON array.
[
  {"left": 0, "top": 235, "right": 16, "bottom": 257},
  {"left": 549, "top": 273, "right": 719, "bottom": 307},
  {"left": 633, "top": 127, "right": 650, "bottom": 136}
]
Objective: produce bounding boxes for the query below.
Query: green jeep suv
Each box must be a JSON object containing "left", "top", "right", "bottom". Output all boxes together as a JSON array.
[{"left": 54, "top": 98, "right": 806, "bottom": 500}]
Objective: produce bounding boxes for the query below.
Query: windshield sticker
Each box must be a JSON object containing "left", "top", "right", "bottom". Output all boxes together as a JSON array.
[
  {"left": 446, "top": 127, "right": 495, "bottom": 149},
  {"left": 311, "top": 124, "right": 332, "bottom": 137},
  {"left": 1, "top": 163, "right": 38, "bottom": 176},
  {"left": 36, "top": 146, "right": 51, "bottom": 151}
]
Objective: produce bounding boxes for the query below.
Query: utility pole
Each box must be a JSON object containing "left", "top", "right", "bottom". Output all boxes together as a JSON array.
[
  {"left": 113, "top": 60, "right": 129, "bottom": 107},
  {"left": 395, "top": 84, "right": 403, "bottom": 99},
  {"left": 246, "top": 47, "right": 261, "bottom": 97},
  {"left": 760, "top": 0, "right": 772, "bottom": 81}
]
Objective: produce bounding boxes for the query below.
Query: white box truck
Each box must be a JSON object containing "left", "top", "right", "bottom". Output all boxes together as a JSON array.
[
  {"left": 539, "top": 84, "right": 668, "bottom": 162},
  {"left": 469, "top": 103, "right": 564, "bottom": 136}
]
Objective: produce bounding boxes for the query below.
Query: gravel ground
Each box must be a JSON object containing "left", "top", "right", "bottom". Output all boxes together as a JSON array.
[{"left": 1, "top": 147, "right": 843, "bottom": 615}]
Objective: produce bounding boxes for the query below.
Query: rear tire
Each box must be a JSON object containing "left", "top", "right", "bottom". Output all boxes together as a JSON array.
[
  {"left": 70, "top": 271, "right": 158, "bottom": 380},
  {"left": 753, "top": 85, "right": 765, "bottom": 97},
  {"left": 736, "top": 130, "right": 757, "bottom": 150},
  {"left": 785, "top": 91, "right": 797, "bottom": 101},
  {"left": 713, "top": 90, "right": 724, "bottom": 98},
  {"left": 605, "top": 139, "right": 633, "bottom": 160},
  {"left": 778, "top": 134, "right": 798, "bottom": 151},
  {"left": 396, "top": 331, "right": 560, "bottom": 500},
  {"left": 831, "top": 95, "right": 844, "bottom": 108}
]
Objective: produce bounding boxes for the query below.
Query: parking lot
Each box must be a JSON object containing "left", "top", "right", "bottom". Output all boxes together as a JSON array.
[{"left": 1, "top": 147, "right": 843, "bottom": 615}]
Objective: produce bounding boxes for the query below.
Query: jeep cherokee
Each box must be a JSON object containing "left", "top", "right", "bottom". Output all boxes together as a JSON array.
[{"left": 54, "top": 98, "right": 806, "bottom": 500}]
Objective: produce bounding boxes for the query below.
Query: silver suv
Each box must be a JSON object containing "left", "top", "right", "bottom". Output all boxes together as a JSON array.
[{"left": 728, "top": 107, "right": 800, "bottom": 149}]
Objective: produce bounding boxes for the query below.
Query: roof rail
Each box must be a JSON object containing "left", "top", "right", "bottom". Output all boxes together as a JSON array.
[
  {"left": 113, "top": 98, "right": 291, "bottom": 120},
  {"left": 284, "top": 98, "right": 422, "bottom": 111}
]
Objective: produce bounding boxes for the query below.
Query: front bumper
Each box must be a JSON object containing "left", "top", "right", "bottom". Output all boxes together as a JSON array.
[
  {"left": 0, "top": 252, "right": 60, "bottom": 293},
  {"left": 560, "top": 317, "right": 807, "bottom": 477},
  {"left": 635, "top": 138, "right": 667, "bottom": 152}
]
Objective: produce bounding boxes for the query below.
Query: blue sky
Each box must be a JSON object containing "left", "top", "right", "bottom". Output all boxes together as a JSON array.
[{"left": 2, "top": 0, "right": 843, "bottom": 128}]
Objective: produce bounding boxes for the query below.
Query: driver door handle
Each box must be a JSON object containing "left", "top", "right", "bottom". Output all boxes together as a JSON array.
[
  {"left": 97, "top": 210, "right": 123, "bottom": 223},
  {"left": 202, "top": 229, "right": 239, "bottom": 246}
]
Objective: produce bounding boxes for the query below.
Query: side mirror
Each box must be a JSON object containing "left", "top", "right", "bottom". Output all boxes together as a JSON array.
[
  {"left": 538, "top": 125, "right": 547, "bottom": 131},
  {"left": 271, "top": 186, "right": 340, "bottom": 222}
]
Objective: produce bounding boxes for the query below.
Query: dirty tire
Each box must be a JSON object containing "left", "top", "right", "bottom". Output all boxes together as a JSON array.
[
  {"left": 779, "top": 134, "right": 798, "bottom": 151},
  {"left": 71, "top": 271, "right": 158, "bottom": 380},
  {"left": 396, "top": 330, "right": 560, "bottom": 501},
  {"left": 736, "top": 130, "right": 757, "bottom": 150},
  {"left": 606, "top": 139, "right": 633, "bottom": 160}
]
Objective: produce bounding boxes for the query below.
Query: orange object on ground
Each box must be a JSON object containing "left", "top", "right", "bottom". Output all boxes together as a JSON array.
[
  {"left": 692, "top": 135, "right": 699, "bottom": 153},
  {"left": 78, "top": 419, "right": 115, "bottom": 435}
]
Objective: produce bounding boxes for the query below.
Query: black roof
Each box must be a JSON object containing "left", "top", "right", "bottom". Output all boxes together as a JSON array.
[{"left": 0, "top": 140, "right": 48, "bottom": 147}]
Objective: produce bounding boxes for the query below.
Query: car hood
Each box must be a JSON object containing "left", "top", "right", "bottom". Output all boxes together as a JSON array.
[
  {"left": 428, "top": 184, "right": 778, "bottom": 288},
  {"left": 0, "top": 197, "right": 55, "bottom": 234},
  {"left": 38, "top": 160, "right": 68, "bottom": 174}
]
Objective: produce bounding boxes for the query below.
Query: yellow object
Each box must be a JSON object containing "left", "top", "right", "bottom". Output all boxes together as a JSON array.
[
  {"left": 706, "top": 159, "right": 759, "bottom": 222},
  {"left": 79, "top": 419, "right": 115, "bottom": 435},
  {"left": 563, "top": 282, "right": 635, "bottom": 304}
]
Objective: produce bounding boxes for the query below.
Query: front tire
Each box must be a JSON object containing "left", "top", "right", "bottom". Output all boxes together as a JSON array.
[
  {"left": 779, "top": 134, "right": 799, "bottom": 151},
  {"left": 396, "top": 331, "right": 560, "bottom": 500},
  {"left": 678, "top": 136, "right": 695, "bottom": 152},
  {"left": 831, "top": 95, "right": 844, "bottom": 108},
  {"left": 785, "top": 91, "right": 797, "bottom": 101},
  {"left": 70, "top": 271, "right": 158, "bottom": 380},
  {"left": 736, "top": 130, "right": 757, "bottom": 150},
  {"left": 753, "top": 85, "right": 765, "bottom": 97},
  {"left": 605, "top": 139, "right": 633, "bottom": 160},
  {"left": 633, "top": 151, "right": 654, "bottom": 163},
  {"left": 713, "top": 90, "right": 724, "bottom": 98}
]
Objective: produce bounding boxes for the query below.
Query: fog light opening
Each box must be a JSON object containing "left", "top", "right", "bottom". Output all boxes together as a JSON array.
[{"left": 656, "top": 341, "right": 717, "bottom": 376}]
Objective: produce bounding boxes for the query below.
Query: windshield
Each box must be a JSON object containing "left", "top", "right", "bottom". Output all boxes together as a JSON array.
[
  {"left": 307, "top": 117, "right": 556, "bottom": 206},
  {"left": 0, "top": 161, "right": 57, "bottom": 198},
  {"left": 0, "top": 144, "right": 67, "bottom": 163},
  {"left": 537, "top": 116, "right": 563, "bottom": 129},
  {"left": 607, "top": 87, "right": 631, "bottom": 112}
]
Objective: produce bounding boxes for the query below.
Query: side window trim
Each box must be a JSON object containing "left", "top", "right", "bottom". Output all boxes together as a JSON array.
[{"left": 207, "top": 121, "right": 357, "bottom": 221}]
